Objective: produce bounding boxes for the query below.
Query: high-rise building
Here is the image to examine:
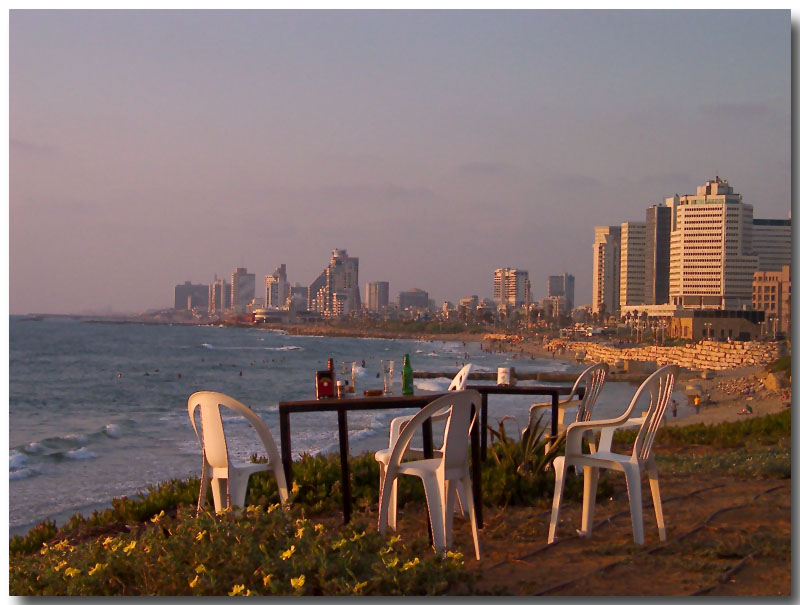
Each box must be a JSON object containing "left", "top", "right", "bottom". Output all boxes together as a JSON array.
[
  {"left": 264, "top": 264, "right": 290, "bottom": 309},
  {"left": 288, "top": 283, "right": 308, "bottom": 309},
  {"left": 174, "top": 281, "right": 209, "bottom": 311},
  {"left": 307, "top": 249, "right": 361, "bottom": 317},
  {"left": 231, "top": 267, "right": 256, "bottom": 313},
  {"left": 752, "top": 265, "right": 791, "bottom": 335},
  {"left": 365, "top": 281, "right": 389, "bottom": 312},
  {"left": 644, "top": 204, "right": 672, "bottom": 304},
  {"left": 669, "top": 177, "right": 758, "bottom": 310},
  {"left": 209, "top": 278, "right": 231, "bottom": 314},
  {"left": 398, "top": 288, "right": 429, "bottom": 310},
  {"left": 620, "top": 222, "right": 646, "bottom": 307},
  {"left": 592, "top": 226, "right": 621, "bottom": 314},
  {"left": 753, "top": 218, "right": 792, "bottom": 271},
  {"left": 547, "top": 273, "right": 575, "bottom": 311},
  {"left": 493, "top": 268, "right": 530, "bottom": 308}
]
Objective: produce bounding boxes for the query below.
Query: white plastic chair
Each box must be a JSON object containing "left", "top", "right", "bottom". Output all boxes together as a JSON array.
[
  {"left": 377, "top": 390, "right": 482, "bottom": 560},
  {"left": 376, "top": 364, "right": 473, "bottom": 525},
  {"left": 548, "top": 365, "right": 679, "bottom": 545},
  {"left": 188, "top": 391, "right": 289, "bottom": 513},
  {"left": 523, "top": 362, "right": 609, "bottom": 455}
]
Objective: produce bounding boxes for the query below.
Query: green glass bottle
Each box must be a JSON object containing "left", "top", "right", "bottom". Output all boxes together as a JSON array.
[{"left": 401, "top": 354, "right": 414, "bottom": 395}]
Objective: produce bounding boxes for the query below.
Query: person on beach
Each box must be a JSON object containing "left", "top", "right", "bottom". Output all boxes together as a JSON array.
[
  {"left": 693, "top": 393, "right": 701, "bottom": 414},
  {"left": 671, "top": 399, "right": 678, "bottom": 417}
]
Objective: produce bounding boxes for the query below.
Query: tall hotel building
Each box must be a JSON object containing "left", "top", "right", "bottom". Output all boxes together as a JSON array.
[
  {"left": 209, "top": 278, "right": 231, "bottom": 314},
  {"left": 644, "top": 204, "right": 673, "bottom": 304},
  {"left": 753, "top": 218, "right": 792, "bottom": 271},
  {"left": 669, "top": 177, "right": 757, "bottom": 310},
  {"left": 365, "top": 281, "right": 389, "bottom": 312},
  {"left": 620, "top": 222, "right": 646, "bottom": 306},
  {"left": 231, "top": 268, "right": 256, "bottom": 313},
  {"left": 493, "top": 268, "right": 530, "bottom": 308},
  {"left": 308, "top": 249, "right": 361, "bottom": 317},
  {"left": 592, "top": 226, "right": 621, "bottom": 314}
]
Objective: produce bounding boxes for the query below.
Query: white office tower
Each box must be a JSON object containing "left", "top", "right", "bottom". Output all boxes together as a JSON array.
[
  {"left": 592, "top": 226, "right": 621, "bottom": 314},
  {"left": 669, "top": 177, "right": 758, "bottom": 310},
  {"left": 493, "top": 268, "right": 530, "bottom": 308},
  {"left": 753, "top": 218, "right": 792, "bottom": 271},
  {"left": 620, "top": 222, "right": 646, "bottom": 306},
  {"left": 265, "top": 264, "right": 290, "bottom": 309}
]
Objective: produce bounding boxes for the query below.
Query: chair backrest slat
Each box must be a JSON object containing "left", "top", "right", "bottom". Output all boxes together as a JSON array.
[
  {"left": 448, "top": 363, "right": 473, "bottom": 391},
  {"left": 574, "top": 362, "right": 609, "bottom": 423},
  {"left": 631, "top": 366, "right": 679, "bottom": 463}
]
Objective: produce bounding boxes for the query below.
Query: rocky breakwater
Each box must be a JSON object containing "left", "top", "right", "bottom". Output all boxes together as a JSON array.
[{"left": 550, "top": 339, "right": 783, "bottom": 371}]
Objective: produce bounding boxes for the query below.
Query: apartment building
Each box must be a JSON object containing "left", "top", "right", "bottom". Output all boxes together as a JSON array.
[
  {"left": 307, "top": 249, "right": 361, "bottom": 317},
  {"left": 231, "top": 268, "right": 256, "bottom": 313},
  {"left": 493, "top": 268, "right": 530, "bottom": 308},
  {"left": 620, "top": 222, "right": 646, "bottom": 307},
  {"left": 644, "top": 204, "right": 672, "bottom": 304},
  {"left": 753, "top": 218, "right": 792, "bottom": 271},
  {"left": 752, "top": 265, "right": 791, "bottom": 335},
  {"left": 592, "top": 226, "right": 621, "bottom": 314},
  {"left": 365, "top": 281, "right": 389, "bottom": 312}
]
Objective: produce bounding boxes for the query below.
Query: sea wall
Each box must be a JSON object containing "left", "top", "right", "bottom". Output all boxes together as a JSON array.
[{"left": 549, "top": 339, "right": 783, "bottom": 371}]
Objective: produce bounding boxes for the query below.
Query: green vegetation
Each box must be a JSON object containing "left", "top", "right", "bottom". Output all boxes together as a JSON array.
[{"left": 10, "top": 410, "right": 791, "bottom": 595}]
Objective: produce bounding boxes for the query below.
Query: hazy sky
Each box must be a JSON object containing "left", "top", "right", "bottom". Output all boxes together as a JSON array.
[{"left": 10, "top": 10, "right": 791, "bottom": 314}]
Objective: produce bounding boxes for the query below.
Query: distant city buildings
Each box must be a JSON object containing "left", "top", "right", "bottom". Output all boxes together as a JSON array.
[
  {"left": 209, "top": 278, "right": 231, "bottom": 314},
  {"left": 619, "top": 222, "right": 646, "bottom": 307},
  {"left": 752, "top": 265, "right": 791, "bottom": 335},
  {"left": 493, "top": 268, "right": 530, "bottom": 309},
  {"left": 398, "top": 288, "right": 429, "bottom": 311},
  {"left": 231, "top": 268, "right": 256, "bottom": 313},
  {"left": 308, "top": 249, "right": 361, "bottom": 317},
  {"left": 365, "top": 281, "right": 389, "bottom": 312},
  {"left": 753, "top": 218, "right": 792, "bottom": 271},
  {"left": 547, "top": 273, "right": 575, "bottom": 312},
  {"left": 174, "top": 281, "right": 208, "bottom": 311},
  {"left": 592, "top": 226, "right": 621, "bottom": 315},
  {"left": 644, "top": 204, "right": 672, "bottom": 304},
  {"left": 264, "top": 264, "right": 290, "bottom": 309}
]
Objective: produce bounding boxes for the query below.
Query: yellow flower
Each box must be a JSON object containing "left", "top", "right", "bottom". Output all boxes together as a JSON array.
[
  {"left": 291, "top": 481, "right": 300, "bottom": 494},
  {"left": 150, "top": 510, "right": 165, "bottom": 522},
  {"left": 195, "top": 530, "right": 207, "bottom": 541},
  {"left": 332, "top": 538, "right": 347, "bottom": 550},
  {"left": 350, "top": 530, "right": 366, "bottom": 542},
  {"left": 246, "top": 504, "right": 260, "bottom": 514},
  {"left": 53, "top": 560, "right": 68, "bottom": 572},
  {"left": 53, "top": 539, "right": 70, "bottom": 551},
  {"left": 88, "top": 563, "right": 107, "bottom": 576},
  {"left": 228, "top": 584, "right": 246, "bottom": 596},
  {"left": 290, "top": 575, "right": 306, "bottom": 590},
  {"left": 194, "top": 564, "right": 208, "bottom": 575},
  {"left": 189, "top": 575, "right": 200, "bottom": 588},
  {"left": 280, "top": 545, "right": 295, "bottom": 560},
  {"left": 39, "top": 544, "right": 49, "bottom": 555},
  {"left": 64, "top": 567, "right": 81, "bottom": 578},
  {"left": 262, "top": 574, "right": 274, "bottom": 587},
  {"left": 384, "top": 555, "right": 399, "bottom": 568},
  {"left": 123, "top": 540, "right": 137, "bottom": 554},
  {"left": 267, "top": 503, "right": 280, "bottom": 513},
  {"left": 102, "top": 537, "right": 115, "bottom": 548},
  {"left": 353, "top": 581, "right": 368, "bottom": 593},
  {"left": 400, "top": 557, "right": 420, "bottom": 572},
  {"left": 314, "top": 523, "right": 324, "bottom": 533},
  {"left": 295, "top": 526, "right": 305, "bottom": 539}
]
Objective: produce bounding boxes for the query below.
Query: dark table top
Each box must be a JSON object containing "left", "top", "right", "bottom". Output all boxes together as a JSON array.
[{"left": 278, "top": 392, "right": 449, "bottom": 413}]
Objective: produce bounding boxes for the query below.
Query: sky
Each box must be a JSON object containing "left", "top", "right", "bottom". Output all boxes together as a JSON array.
[{"left": 9, "top": 10, "right": 792, "bottom": 315}]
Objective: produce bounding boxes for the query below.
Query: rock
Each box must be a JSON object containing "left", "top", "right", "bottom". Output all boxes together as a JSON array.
[
  {"left": 701, "top": 369, "right": 716, "bottom": 380},
  {"left": 765, "top": 372, "right": 790, "bottom": 392}
]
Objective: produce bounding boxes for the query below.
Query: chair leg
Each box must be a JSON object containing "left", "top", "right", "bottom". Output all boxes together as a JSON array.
[
  {"left": 378, "top": 469, "right": 396, "bottom": 536},
  {"left": 548, "top": 456, "right": 567, "bottom": 543},
  {"left": 647, "top": 460, "right": 667, "bottom": 541},
  {"left": 197, "top": 464, "right": 210, "bottom": 512},
  {"left": 229, "top": 472, "right": 249, "bottom": 509},
  {"left": 581, "top": 466, "right": 599, "bottom": 537},
  {"left": 210, "top": 478, "right": 226, "bottom": 513},
  {"left": 421, "top": 475, "right": 446, "bottom": 556},
  {"left": 459, "top": 479, "right": 481, "bottom": 561},
  {"left": 378, "top": 464, "right": 398, "bottom": 530},
  {"left": 624, "top": 468, "right": 645, "bottom": 545},
  {"left": 444, "top": 480, "right": 458, "bottom": 549}
]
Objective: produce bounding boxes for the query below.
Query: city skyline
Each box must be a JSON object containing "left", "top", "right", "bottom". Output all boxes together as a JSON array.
[{"left": 10, "top": 10, "right": 791, "bottom": 314}]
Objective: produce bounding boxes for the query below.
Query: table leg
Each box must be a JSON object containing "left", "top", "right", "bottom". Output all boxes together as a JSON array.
[
  {"left": 337, "top": 409, "right": 351, "bottom": 525},
  {"left": 421, "top": 417, "right": 434, "bottom": 543},
  {"left": 279, "top": 410, "right": 293, "bottom": 488},
  {"left": 471, "top": 405, "right": 483, "bottom": 528},
  {"left": 480, "top": 393, "right": 489, "bottom": 460},
  {"left": 550, "top": 392, "right": 559, "bottom": 444}
]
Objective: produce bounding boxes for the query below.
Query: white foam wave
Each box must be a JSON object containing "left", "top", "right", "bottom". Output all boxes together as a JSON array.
[
  {"left": 64, "top": 434, "right": 88, "bottom": 445},
  {"left": 10, "top": 468, "right": 35, "bottom": 481},
  {"left": 201, "top": 343, "right": 214, "bottom": 349},
  {"left": 415, "top": 378, "right": 451, "bottom": 392},
  {"left": 104, "top": 424, "right": 122, "bottom": 438},
  {"left": 10, "top": 451, "right": 28, "bottom": 470},
  {"left": 24, "top": 442, "right": 43, "bottom": 454},
  {"left": 64, "top": 447, "right": 97, "bottom": 460}
]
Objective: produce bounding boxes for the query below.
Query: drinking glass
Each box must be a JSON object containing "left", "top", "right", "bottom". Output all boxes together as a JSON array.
[
  {"left": 381, "top": 360, "right": 394, "bottom": 394},
  {"left": 350, "top": 361, "right": 357, "bottom": 393}
]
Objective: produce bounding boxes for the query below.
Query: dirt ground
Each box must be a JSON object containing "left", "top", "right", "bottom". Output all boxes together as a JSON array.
[{"left": 355, "top": 457, "right": 791, "bottom": 596}]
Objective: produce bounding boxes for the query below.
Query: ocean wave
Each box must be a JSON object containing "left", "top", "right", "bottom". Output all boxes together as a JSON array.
[
  {"left": 64, "top": 433, "right": 89, "bottom": 445},
  {"left": 10, "top": 451, "right": 28, "bottom": 470},
  {"left": 24, "top": 442, "right": 43, "bottom": 454},
  {"left": 200, "top": 343, "right": 302, "bottom": 352},
  {"left": 10, "top": 468, "right": 35, "bottom": 481},
  {"left": 64, "top": 447, "right": 97, "bottom": 460},
  {"left": 104, "top": 424, "right": 122, "bottom": 438}
]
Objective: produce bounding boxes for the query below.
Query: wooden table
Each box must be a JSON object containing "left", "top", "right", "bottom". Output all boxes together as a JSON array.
[{"left": 278, "top": 392, "right": 457, "bottom": 524}]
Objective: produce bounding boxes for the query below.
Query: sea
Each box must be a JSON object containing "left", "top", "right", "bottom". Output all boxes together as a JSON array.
[{"left": 9, "top": 315, "right": 687, "bottom": 535}]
